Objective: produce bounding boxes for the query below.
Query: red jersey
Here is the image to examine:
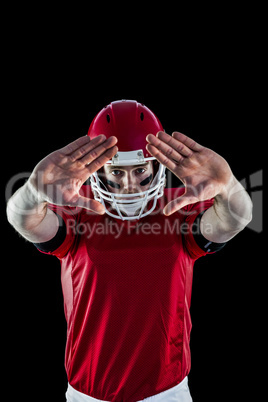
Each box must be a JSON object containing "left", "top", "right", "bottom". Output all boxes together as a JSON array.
[{"left": 38, "top": 187, "right": 214, "bottom": 402}]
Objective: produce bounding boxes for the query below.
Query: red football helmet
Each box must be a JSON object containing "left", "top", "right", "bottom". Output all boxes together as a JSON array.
[{"left": 88, "top": 100, "right": 166, "bottom": 220}]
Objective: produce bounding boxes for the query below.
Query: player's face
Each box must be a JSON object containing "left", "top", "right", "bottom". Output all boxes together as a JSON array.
[{"left": 102, "top": 162, "right": 154, "bottom": 198}]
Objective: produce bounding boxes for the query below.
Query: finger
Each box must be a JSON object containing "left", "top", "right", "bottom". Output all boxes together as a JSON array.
[
  {"left": 163, "top": 193, "right": 197, "bottom": 215},
  {"left": 67, "top": 135, "right": 107, "bottom": 162},
  {"left": 156, "top": 131, "right": 193, "bottom": 158},
  {"left": 147, "top": 133, "right": 185, "bottom": 163},
  {"left": 171, "top": 132, "right": 203, "bottom": 152},
  {"left": 146, "top": 143, "right": 179, "bottom": 171},
  {"left": 86, "top": 145, "right": 119, "bottom": 174},
  {"left": 146, "top": 135, "right": 183, "bottom": 163},
  {"left": 59, "top": 135, "right": 93, "bottom": 156},
  {"left": 80, "top": 137, "right": 118, "bottom": 166},
  {"left": 74, "top": 196, "right": 106, "bottom": 214}
]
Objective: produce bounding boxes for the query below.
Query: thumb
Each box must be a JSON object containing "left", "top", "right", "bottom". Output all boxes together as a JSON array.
[
  {"left": 74, "top": 196, "right": 106, "bottom": 215},
  {"left": 163, "top": 192, "right": 197, "bottom": 216}
]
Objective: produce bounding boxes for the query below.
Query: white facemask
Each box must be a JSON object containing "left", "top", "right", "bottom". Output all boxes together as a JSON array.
[{"left": 90, "top": 150, "right": 166, "bottom": 221}]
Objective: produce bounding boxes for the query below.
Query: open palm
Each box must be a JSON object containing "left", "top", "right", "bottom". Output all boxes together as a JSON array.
[
  {"left": 146, "top": 131, "right": 233, "bottom": 215},
  {"left": 28, "top": 134, "right": 118, "bottom": 213}
]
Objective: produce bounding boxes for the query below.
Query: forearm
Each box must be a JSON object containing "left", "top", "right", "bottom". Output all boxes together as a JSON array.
[
  {"left": 6, "top": 181, "right": 58, "bottom": 242},
  {"left": 201, "top": 176, "right": 253, "bottom": 243},
  {"left": 7, "top": 181, "right": 47, "bottom": 227}
]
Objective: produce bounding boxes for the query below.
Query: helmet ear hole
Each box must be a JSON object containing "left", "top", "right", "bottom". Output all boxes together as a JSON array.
[
  {"left": 106, "top": 114, "right": 111, "bottom": 123},
  {"left": 140, "top": 112, "right": 144, "bottom": 121}
]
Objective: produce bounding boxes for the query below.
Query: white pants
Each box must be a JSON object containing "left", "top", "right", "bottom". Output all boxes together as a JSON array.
[{"left": 66, "top": 377, "right": 193, "bottom": 402}]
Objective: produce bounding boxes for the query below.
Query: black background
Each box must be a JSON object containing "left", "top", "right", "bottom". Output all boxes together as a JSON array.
[{"left": 3, "top": 12, "right": 265, "bottom": 402}]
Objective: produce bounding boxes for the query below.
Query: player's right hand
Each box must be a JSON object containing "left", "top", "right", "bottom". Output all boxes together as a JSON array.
[{"left": 27, "top": 135, "right": 118, "bottom": 213}]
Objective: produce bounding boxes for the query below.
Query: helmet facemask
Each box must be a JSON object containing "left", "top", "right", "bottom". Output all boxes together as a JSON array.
[{"left": 90, "top": 150, "right": 166, "bottom": 221}]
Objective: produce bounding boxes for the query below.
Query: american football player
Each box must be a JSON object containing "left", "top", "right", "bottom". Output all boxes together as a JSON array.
[{"left": 7, "top": 100, "right": 252, "bottom": 401}]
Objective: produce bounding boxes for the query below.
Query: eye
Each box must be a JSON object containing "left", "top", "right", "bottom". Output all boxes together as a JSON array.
[
  {"left": 135, "top": 168, "right": 146, "bottom": 175},
  {"left": 111, "top": 170, "right": 123, "bottom": 176}
]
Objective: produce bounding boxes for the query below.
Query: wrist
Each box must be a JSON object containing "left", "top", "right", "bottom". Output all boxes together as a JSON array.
[
  {"left": 216, "top": 175, "right": 240, "bottom": 201},
  {"left": 214, "top": 175, "right": 252, "bottom": 228},
  {"left": 25, "top": 179, "right": 47, "bottom": 206}
]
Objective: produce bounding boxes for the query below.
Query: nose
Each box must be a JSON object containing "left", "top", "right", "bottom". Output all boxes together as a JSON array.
[{"left": 122, "top": 172, "right": 138, "bottom": 192}]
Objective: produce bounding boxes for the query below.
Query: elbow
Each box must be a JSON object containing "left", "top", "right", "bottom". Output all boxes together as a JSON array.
[
  {"left": 229, "top": 194, "right": 253, "bottom": 231},
  {"left": 247, "top": 210, "right": 253, "bottom": 227},
  {"left": 229, "top": 211, "right": 253, "bottom": 234},
  {"left": 6, "top": 197, "right": 28, "bottom": 231},
  {"left": 6, "top": 200, "right": 15, "bottom": 227},
  {"left": 243, "top": 198, "right": 253, "bottom": 228},
  {"left": 217, "top": 203, "right": 253, "bottom": 242}
]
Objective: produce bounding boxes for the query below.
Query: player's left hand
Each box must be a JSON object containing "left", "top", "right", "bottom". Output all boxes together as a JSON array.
[{"left": 146, "top": 131, "right": 234, "bottom": 215}]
